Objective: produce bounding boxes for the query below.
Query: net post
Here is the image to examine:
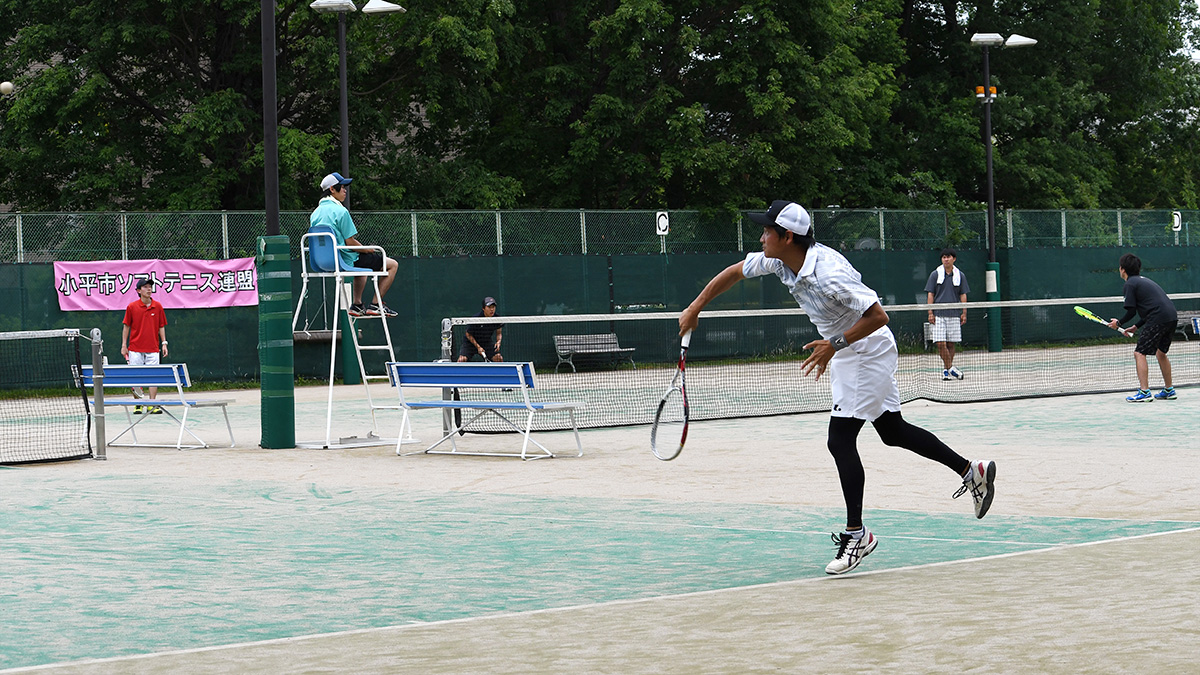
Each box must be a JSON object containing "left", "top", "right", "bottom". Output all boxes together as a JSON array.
[
  {"left": 256, "top": 235, "right": 296, "bottom": 448},
  {"left": 440, "top": 318, "right": 454, "bottom": 435},
  {"left": 986, "top": 261, "right": 1003, "bottom": 352},
  {"left": 90, "top": 328, "right": 107, "bottom": 460}
]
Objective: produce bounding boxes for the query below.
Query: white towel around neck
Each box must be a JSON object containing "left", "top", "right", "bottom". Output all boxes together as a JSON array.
[{"left": 936, "top": 266, "right": 960, "bottom": 287}]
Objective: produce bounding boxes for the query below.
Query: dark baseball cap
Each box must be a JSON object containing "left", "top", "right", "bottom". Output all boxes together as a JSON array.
[
  {"left": 482, "top": 296, "right": 496, "bottom": 306},
  {"left": 136, "top": 278, "right": 154, "bottom": 290}
]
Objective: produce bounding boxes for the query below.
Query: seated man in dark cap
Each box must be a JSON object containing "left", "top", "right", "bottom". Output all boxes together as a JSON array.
[{"left": 458, "top": 296, "right": 504, "bottom": 362}]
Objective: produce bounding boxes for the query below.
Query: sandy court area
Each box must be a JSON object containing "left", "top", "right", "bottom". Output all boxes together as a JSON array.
[
  {"left": 8, "top": 384, "right": 1200, "bottom": 674},
  {"left": 91, "top": 382, "right": 1200, "bottom": 521}
]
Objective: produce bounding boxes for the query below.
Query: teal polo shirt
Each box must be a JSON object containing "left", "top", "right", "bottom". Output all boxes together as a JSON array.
[{"left": 309, "top": 196, "right": 358, "bottom": 269}]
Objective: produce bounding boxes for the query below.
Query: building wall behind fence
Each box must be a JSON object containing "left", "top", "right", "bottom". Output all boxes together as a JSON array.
[{"left": 5, "top": 245, "right": 1196, "bottom": 383}]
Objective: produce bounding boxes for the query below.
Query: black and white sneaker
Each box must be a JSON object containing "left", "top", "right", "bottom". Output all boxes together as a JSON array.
[
  {"left": 347, "top": 303, "right": 366, "bottom": 318},
  {"left": 825, "top": 529, "right": 877, "bottom": 575},
  {"left": 377, "top": 304, "right": 398, "bottom": 318},
  {"left": 362, "top": 303, "right": 383, "bottom": 316},
  {"left": 954, "top": 460, "right": 996, "bottom": 519}
]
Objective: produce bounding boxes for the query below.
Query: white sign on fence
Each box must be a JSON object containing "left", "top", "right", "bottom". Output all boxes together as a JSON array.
[{"left": 655, "top": 211, "right": 669, "bottom": 236}]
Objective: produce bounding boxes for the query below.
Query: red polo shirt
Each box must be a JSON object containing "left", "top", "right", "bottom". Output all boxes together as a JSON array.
[{"left": 123, "top": 299, "right": 167, "bottom": 353}]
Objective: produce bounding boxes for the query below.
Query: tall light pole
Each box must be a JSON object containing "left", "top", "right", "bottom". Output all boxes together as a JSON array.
[
  {"left": 970, "top": 32, "right": 1036, "bottom": 352},
  {"left": 310, "top": 0, "right": 406, "bottom": 207},
  {"left": 309, "top": 0, "right": 404, "bottom": 385}
]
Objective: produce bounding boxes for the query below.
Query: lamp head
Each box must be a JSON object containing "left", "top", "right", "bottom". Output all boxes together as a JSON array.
[
  {"left": 362, "top": 0, "right": 405, "bottom": 13},
  {"left": 970, "top": 33, "right": 1005, "bottom": 47},
  {"left": 310, "top": 0, "right": 358, "bottom": 12},
  {"left": 1005, "top": 34, "right": 1038, "bottom": 48}
]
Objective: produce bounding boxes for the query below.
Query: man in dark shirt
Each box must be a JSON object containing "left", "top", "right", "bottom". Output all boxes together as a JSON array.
[
  {"left": 1107, "top": 253, "right": 1177, "bottom": 402},
  {"left": 458, "top": 296, "right": 504, "bottom": 362}
]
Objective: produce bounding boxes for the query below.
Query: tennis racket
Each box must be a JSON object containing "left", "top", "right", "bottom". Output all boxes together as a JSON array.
[
  {"left": 650, "top": 331, "right": 692, "bottom": 461},
  {"left": 1074, "top": 305, "right": 1133, "bottom": 337}
]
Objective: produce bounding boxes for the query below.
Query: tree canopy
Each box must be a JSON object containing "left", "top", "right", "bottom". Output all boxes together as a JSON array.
[{"left": 1, "top": 0, "right": 1197, "bottom": 213}]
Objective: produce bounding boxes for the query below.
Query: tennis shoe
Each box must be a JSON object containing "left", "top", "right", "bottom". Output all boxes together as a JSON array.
[
  {"left": 376, "top": 303, "right": 398, "bottom": 318},
  {"left": 133, "top": 405, "right": 144, "bottom": 415},
  {"left": 347, "top": 303, "right": 366, "bottom": 318},
  {"left": 825, "top": 529, "right": 877, "bottom": 575},
  {"left": 363, "top": 303, "right": 383, "bottom": 317},
  {"left": 149, "top": 405, "right": 164, "bottom": 414},
  {"left": 954, "top": 459, "right": 996, "bottom": 519},
  {"left": 949, "top": 366, "right": 964, "bottom": 380},
  {"left": 1126, "top": 389, "right": 1153, "bottom": 403},
  {"left": 942, "top": 369, "right": 951, "bottom": 381},
  {"left": 1154, "top": 387, "right": 1177, "bottom": 401}
]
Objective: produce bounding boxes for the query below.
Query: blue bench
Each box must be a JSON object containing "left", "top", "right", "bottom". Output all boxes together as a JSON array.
[
  {"left": 386, "top": 361, "right": 583, "bottom": 460},
  {"left": 79, "top": 363, "right": 234, "bottom": 450}
]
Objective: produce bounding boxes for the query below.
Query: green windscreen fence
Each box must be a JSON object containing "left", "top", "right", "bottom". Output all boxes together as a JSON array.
[{"left": 5, "top": 246, "right": 1199, "bottom": 383}]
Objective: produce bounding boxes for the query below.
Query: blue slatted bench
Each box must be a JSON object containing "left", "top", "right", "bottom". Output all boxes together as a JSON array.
[
  {"left": 79, "top": 364, "right": 234, "bottom": 450},
  {"left": 386, "top": 361, "right": 583, "bottom": 460}
]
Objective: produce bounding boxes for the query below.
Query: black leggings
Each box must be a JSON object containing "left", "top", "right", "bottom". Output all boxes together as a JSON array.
[{"left": 827, "top": 411, "right": 970, "bottom": 529}]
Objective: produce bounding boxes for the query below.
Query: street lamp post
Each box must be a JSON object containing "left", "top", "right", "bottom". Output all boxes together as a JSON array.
[
  {"left": 309, "top": 0, "right": 405, "bottom": 385},
  {"left": 310, "top": 0, "right": 406, "bottom": 208},
  {"left": 970, "top": 32, "right": 1036, "bottom": 352}
]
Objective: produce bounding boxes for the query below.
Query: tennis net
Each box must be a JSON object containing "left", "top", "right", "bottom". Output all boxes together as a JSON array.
[
  {"left": 440, "top": 294, "right": 1200, "bottom": 431},
  {"left": 0, "top": 329, "right": 93, "bottom": 464}
]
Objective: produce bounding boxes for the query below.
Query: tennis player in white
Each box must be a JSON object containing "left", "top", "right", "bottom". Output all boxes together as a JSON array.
[{"left": 679, "top": 200, "right": 996, "bottom": 575}]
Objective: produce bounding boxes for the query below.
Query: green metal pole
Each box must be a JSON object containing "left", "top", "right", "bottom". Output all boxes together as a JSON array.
[
  {"left": 257, "top": 235, "right": 295, "bottom": 448},
  {"left": 986, "top": 261, "right": 1002, "bottom": 352}
]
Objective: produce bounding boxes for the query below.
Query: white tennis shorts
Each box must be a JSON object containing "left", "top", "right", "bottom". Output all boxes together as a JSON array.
[
  {"left": 128, "top": 351, "right": 160, "bottom": 366},
  {"left": 928, "top": 317, "right": 962, "bottom": 343},
  {"left": 828, "top": 327, "right": 902, "bottom": 421}
]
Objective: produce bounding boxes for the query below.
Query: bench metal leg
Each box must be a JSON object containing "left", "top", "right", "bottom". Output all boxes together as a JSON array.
[
  {"left": 106, "top": 405, "right": 210, "bottom": 450},
  {"left": 555, "top": 355, "right": 576, "bottom": 373},
  {"left": 220, "top": 406, "right": 235, "bottom": 447},
  {"left": 568, "top": 409, "right": 583, "bottom": 457},
  {"left": 403, "top": 407, "right": 555, "bottom": 460}
]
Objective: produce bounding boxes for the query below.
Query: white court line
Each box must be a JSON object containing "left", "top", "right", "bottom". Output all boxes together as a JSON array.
[
  {"left": 406, "top": 509, "right": 1065, "bottom": 547},
  {"left": 5, "top": 524, "right": 1198, "bottom": 674}
]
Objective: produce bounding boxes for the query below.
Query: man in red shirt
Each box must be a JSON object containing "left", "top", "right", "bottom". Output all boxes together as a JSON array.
[{"left": 122, "top": 278, "right": 169, "bottom": 413}]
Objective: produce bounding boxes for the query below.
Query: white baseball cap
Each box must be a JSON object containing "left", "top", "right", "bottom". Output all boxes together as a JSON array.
[
  {"left": 320, "top": 172, "right": 353, "bottom": 191},
  {"left": 749, "top": 200, "right": 811, "bottom": 236}
]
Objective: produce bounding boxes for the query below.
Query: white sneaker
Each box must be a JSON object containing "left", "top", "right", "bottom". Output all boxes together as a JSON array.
[
  {"left": 954, "top": 460, "right": 996, "bottom": 519},
  {"left": 825, "top": 529, "right": 878, "bottom": 575},
  {"left": 949, "top": 366, "right": 964, "bottom": 380}
]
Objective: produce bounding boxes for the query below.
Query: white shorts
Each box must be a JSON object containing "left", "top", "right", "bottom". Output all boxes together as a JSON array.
[
  {"left": 828, "top": 327, "right": 902, "bottom": 421},
  {"left": 128, "top": 351, "right": 160, "bottom": 366},
  {"left": 928, "top": 318, "right": 962, "bottom": 343}
]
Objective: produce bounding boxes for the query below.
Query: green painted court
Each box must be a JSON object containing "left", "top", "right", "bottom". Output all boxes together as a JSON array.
[{"left": 3, "top": 388, "right": 1200, "bottom": 673}]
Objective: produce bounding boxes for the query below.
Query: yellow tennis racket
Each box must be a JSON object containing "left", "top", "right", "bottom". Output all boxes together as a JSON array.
[{"left": 1074, "top": 305, "right": 1132, "bottom": 337}]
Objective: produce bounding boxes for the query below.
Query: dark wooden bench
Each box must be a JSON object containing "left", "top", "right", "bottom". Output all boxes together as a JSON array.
[
  {"left": 553, "top": 333, "right": 636, "bottom": 372},
  {"left": 387, "top": 361, "right": 583, "bottom": 460},
  {"left": 1177, "top": 310, "right": 1200, "bottom": 340}
]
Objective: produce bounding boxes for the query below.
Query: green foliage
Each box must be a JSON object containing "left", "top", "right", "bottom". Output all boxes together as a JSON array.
[{"left": 0, "top": 0, "right": 1197, "bottom": 214}]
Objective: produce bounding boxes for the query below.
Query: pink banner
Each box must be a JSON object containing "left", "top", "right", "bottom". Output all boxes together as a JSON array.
[{"left": 54, "top": 258, "right": 259, "bottom": 311}]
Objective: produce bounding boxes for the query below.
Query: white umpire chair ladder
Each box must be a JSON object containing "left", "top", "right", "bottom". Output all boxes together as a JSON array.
[{"left": 292, "top": 225, "right": 413, "bottom": 449}]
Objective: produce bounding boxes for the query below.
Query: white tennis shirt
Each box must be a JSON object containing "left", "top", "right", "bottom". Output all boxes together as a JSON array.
[
  {"left": 742, "top": 243, "right": 882, "bottom": 338},
  {"left": 742, "top": 243, "right": 900, "bottom": 420}
]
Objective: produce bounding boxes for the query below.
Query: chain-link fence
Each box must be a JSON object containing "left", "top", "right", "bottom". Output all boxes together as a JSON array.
[{"left": 0, "top": 208, "right": 1195, "bottom": 262}]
